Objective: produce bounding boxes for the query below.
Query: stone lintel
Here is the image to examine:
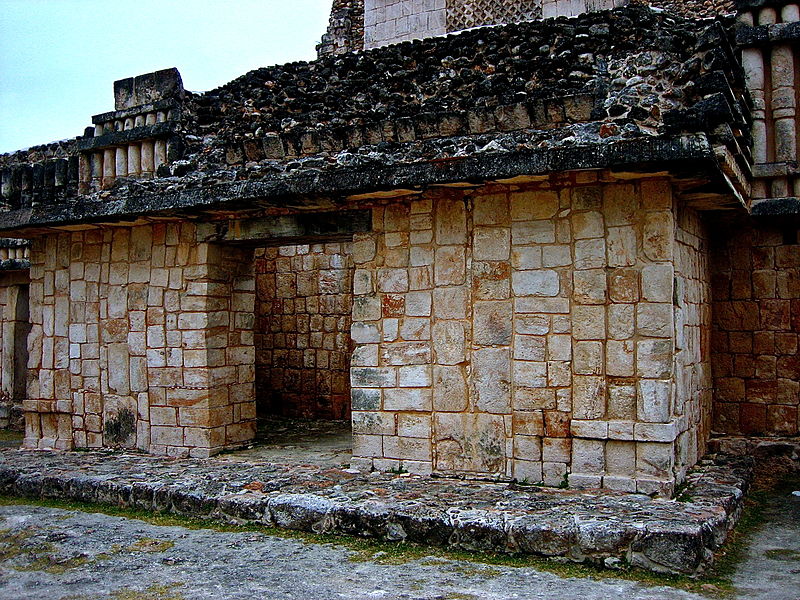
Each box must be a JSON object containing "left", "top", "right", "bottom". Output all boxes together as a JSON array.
[
  {"left": 197, "top": 210, "right": 371, "bottom": 246},
  {"left": 91, "top": 98, "right": 181, "bottom": 126},
  {"left": 0, "top": 259, "right": 30, "bottom": 272},
  {"left": 751, "top": 195, "right": 800, "bottom": 215},
  {"left": 0, "top": 135, "right": 723, "bottom": 235},
  {"left": 77, "top": 122, "right": 178, "bottom": 152},
  {"left": 751, "top": 161, "right": 799, "bottom": 178},
  {"left": 737, "top": 21, "right": 800, "bottom": 47}
]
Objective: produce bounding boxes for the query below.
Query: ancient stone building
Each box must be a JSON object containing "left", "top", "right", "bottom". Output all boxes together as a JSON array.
[{"left": 0, "top": 0, "right": 797, "bottom": 497}]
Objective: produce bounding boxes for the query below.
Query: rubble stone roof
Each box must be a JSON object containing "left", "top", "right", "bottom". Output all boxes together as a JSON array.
[{"left": 0, "top": 5, "right": 748, "bottom": 231}]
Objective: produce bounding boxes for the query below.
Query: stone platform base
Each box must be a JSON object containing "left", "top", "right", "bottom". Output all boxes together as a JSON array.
[{"left": 0, "top": 449, "right": 752, "bottom": 575}]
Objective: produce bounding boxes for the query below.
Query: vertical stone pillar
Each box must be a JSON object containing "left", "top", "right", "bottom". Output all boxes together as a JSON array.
[
  {"left": 154, "top": 140, "right": 167, "bottom": 171},
  {"left": 127, "top": 144, "right": 141, "bottom": 176},
  {"left": 102, "top": 148, "right": 116, "bottom": 188},
  {"left": 23, "top": 236, "right": 73, "bottom": 450},
  {"left": 771, "top": 43, "right": 796, "bottom": 197},
  {"left": 163, "top": 240, "right": 256, "bottom": 457},
  {"left": 115, "top": 147, "right": 129, "bottom": 178},
  {"left": 743, "top": 48, "right": 768, "bottom": 166},
  {"left": 141, "top": 141, "right": 155, "bottom": 177}
]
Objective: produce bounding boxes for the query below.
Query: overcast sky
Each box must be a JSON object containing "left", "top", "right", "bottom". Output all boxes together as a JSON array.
[{"left": 0, "top": 0, "right": 332, "bottom": 153}]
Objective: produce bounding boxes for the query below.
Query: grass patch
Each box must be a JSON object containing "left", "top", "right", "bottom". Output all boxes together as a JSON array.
[
  {"left": 127, "top": 537, "right": 175, "bottom": 553},
  {"left": 62, "top": 582, "right": 186, "bottom": 600},
  {"left": 0, "top": 429, "right": 23, "bottom": 442}
]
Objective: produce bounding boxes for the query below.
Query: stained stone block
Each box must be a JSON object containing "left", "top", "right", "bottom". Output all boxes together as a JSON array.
[
  {"left": 571, "top": 211, "right": 604, "bottom": 239},
  {"left": 351, "top": 322, "right": 380, "bottom": 344},
  {"left": 351, "top": 388, "right": 381, "bottom": 411},
  {"left": 641, "top": 264, "right": 674, "bottom": 302},
  {"left": 636, "top": 441, "right": 675, "bottom": 479},
  {"left": 574, "top": 239, "right": 606, "bottom": 270},
  {"left": 351, "top": 367, "right": 396, "bottom": 388},
  {"left": 513, "top": 360, "right": 547, "bottom": 388},
  {"left": 434, "top": 246, "right": 466, "bottom": 286},
  {"left": 636, "top": 339, "right": 673, "bottom": 378},
  {"left": 513, "top": 459, "right": 543, "bottom": 483},
  {"left": 434, "top": 412, "right": 505, "bottom": 473},
  {"left": 572, "top": 305, "right": 605, "bottom": 340},
  {"left": 573, "top": 341, "right": 603, "bottom": 375},
  {"left": 573, "top": 375, "right": 606, "bottom": 419},
  {"left": 573, "top": 269, "right": 606, "bottom": 304},
  {"left": 405, "top": 291, "right": 432, "bottom": 316},
  {"left": 636, "top": 303, "right": 673, "bottom": 338},
  {"left": 474, "top": 300, "right": 512, "bottom": 345},
  {"left": 384, "top": 388, "right": 432, "bottom": 411},
  {"left": 511, "top": 270, "right": 559, "bottom": 297},
  {"left": 643, "top": 212, "right": 673, "bottom": 261},
  {"left": 513, "top": 336, "right": 546, "bottom": 361},
  {"left": 433, "top": 286, "right": 468, "bottom": 319},
  {"left": 432, "top": 366, "right": 467, "bottom": 412},
  {"left": 435, "top": 199, "right": 467, "bottom": 245},
  {"left": 571, "top": 438, "right": 605, "bottom": 474},
  {"left": 510, "top": 191, "right": 559, "bottom": 220},
  {"left": 432, "top": 321, "right": 465, "bottom": 364},
  {"left": 512, "top": 220, "right": 555, "bottom": 244},
  {"left": 637, "top": 379, "right": 672, "bottom": 423},
  {"left": 352, "top": 411, "right": 395, "bottom": 435},
  {"left": 398, "top": 365, "right": 432, "bottom": 387},
  {"left": 608, "top": 304, "right": 635, "bottom": 340},
  {"left": 473, "top": 227, "right": 510, "bottom": 260},
  {"left": 606, "top": 339, "right": 635, "bottom": 377},
  {"left": 606, "top": 226, "right": 637, "bottom": 267},
  {"left": 472, "top": 347, "right": 511, "bottom": 413}
]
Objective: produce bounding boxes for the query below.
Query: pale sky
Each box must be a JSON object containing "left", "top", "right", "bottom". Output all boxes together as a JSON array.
[{"left": 0, "top": 0, "right": 332, "bottom": 153}]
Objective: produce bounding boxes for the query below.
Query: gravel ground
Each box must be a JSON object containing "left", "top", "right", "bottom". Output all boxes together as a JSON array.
[{"left": 0, "top": 504, "right": 711, "bottom": 600}]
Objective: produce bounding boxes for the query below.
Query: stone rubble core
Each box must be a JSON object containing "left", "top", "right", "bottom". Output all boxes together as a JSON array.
[{"left": 0, "top": 448, "right": 753, "bottom": 576}]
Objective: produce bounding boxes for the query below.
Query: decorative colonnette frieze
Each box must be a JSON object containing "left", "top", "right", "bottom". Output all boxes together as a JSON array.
[
  {"left": 738, "top": 1, "right": 800, "bottom": 200},
  {"left": 77, "top": 68, "right": 185, "bottom": 192}
]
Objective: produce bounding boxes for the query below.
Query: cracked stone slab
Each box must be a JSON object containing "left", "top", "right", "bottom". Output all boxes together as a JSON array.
[{"left": 0, "top": 448, "right": 753, "bottom": 575}]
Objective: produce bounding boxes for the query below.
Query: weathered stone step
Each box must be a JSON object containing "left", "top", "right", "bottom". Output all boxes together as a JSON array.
[{"left": 0, "top": 449, "right": 753, "bottom": 575}]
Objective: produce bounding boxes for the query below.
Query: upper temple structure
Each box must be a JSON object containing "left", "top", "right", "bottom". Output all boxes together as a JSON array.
[{"left": 0, "top": 0, "right": 797, "bottom": 498}]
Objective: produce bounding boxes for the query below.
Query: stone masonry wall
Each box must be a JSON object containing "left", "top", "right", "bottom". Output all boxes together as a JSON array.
[
  {"left": 255, "top": 243, "right": 353, "bottom": 420},
  {"left": 23, "top": 225, "right": 256, "bottom": 456},
  {"left": 711, "top": 217, "right": 800, "bottom": 436},
  {"left": 673, "top": 204, "right": 712, "bottom": 481},
  {"left": 0, "top": 270, "right": 30, "bottom": 429},
  {"left": 349, "top": 177, "right": 692, "bottom": 495}
]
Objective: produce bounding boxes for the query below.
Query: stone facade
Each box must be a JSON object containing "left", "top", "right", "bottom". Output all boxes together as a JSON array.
[
  {"left": 255, "top": 243, "right": 353, "bottom": 420},
  {"left": 711, "top": 217, "right": 800, "bottom": 436},
  {"left": 346, "top": 176, "right": 706, "bottom": 495},
  {"left": 0, "top": 268, "right": 30, "bottom": 429},
  {"left": 1, "top": 1, "right": 799, "bottom": 501},
  {"left": 23, "top": 225, "right": 256, "bottom": 456}
]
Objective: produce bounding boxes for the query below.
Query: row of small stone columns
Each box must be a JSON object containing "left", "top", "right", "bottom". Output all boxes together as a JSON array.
[
  {"left": 81, "top": 111, "right": 170, "bottom": 188},
  {"left": 740, "top": 4, "right": 800, "bottom": 198},
  {"left": 0, "top": 246, "right": 28, "bottom": 261}
]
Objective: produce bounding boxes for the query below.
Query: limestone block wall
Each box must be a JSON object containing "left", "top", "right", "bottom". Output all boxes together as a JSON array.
[
  {"left": 673, "top": 205, "right": 712, "bottom": 481},
  {"left": 255, "top": 243, "right": 353, "bottom": 420},
  {"left": 23, "top": 225, "right": 256, "bottom": 456},
  {"left": 0, "top": 271, "right": 30, "bottom": 429},
  {"left": 711, "top": 217, "right": 800, "bottom": 436},
  {"left": 349, "top": 177, "right": 697, "bottom": 495}
]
